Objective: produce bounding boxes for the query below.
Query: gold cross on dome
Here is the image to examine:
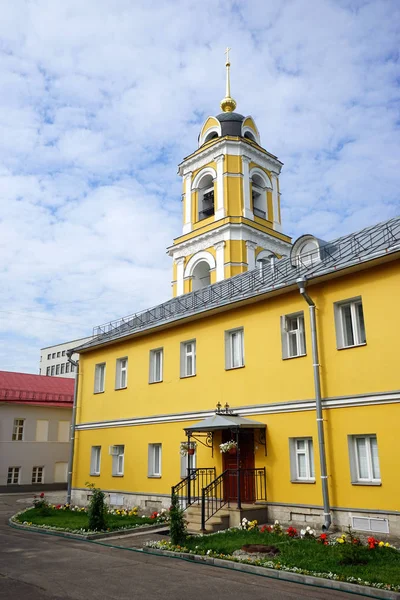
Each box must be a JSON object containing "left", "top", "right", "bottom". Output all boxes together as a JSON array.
[{"left": 225, "top": 46, "right": 231, "bottom": 64}]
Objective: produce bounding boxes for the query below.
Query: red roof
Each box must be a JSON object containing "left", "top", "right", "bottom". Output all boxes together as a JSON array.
[{"left": 0, "top": 371, "right": 74, "bottom": 408}]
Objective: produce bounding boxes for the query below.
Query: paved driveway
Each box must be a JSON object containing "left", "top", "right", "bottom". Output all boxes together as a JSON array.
[{"left": 0, "top": 492, "right": 369, "bottom": 600}]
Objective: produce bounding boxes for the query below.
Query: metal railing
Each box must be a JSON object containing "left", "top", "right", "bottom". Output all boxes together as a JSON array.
[
  {"left": 171, "top": 468, "right": 215, "bottom": 510},
  {"left": 201, "top": 467, "right": 267, "bottom": 530},
  {"left": 91, "top": 217, "right": 400, "bottom": 339}
]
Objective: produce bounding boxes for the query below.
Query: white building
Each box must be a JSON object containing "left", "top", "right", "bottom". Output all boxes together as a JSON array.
[{"left": 40, "top": 336, "right": 92, "bottom": 378}]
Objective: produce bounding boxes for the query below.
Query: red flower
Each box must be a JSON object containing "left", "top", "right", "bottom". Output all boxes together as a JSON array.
[
  {"left": 260, "top": 525, "right": 272, "bottom": 533},
  {"left": 56, "top": 504, "right": 61, "bottom": 509},
  {"left": 40, "top": 492, "right": 45, "bottom": 498},
  {"left": 150, "top": 511, "right": 158, "bottom": 519},
  {"left": 286, "top": 526, "right": 298, "bottom": 537}
]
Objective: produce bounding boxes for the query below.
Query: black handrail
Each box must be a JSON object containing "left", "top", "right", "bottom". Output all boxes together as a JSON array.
[
  {"left": 201, "top": 469, "right": 230, "bottom": 531},
  {"left": 171, "top": 468, "right": 215, "bottom": 510},
  {"left": 201, "top": 467, "right": 267, "bottom": 530}
]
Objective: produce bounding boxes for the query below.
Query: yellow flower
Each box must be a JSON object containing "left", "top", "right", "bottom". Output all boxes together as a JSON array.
[
  {"left": 338, "top": 538, "right": 344, "bottom": 544},
  {"left": 385, "top": 542, "right": 390, "bottom": 547},
  {"left": 378, "top": 541, "right": 384, "bottom": 547}
]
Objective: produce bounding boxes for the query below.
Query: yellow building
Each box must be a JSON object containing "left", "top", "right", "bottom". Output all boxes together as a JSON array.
[{"left": 70, "top": 56, "right": 400, "bottom": 536}]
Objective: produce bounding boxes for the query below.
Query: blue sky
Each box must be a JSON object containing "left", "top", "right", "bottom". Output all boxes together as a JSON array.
[{"left": 0, "top": 0, "right": 399, "bottom": 373}]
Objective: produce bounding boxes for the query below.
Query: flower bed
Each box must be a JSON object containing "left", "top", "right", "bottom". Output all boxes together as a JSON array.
[
  {"left": 145, "top": 522, "right": 400, "bottom": 594},
  {"left": 11, "top": 492, "right": 169, "bottom": 536}
]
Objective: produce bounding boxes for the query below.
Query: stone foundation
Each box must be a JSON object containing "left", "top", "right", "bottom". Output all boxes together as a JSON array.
[{"left": 71, "top": 488, "right": 171, "bottom": 514}]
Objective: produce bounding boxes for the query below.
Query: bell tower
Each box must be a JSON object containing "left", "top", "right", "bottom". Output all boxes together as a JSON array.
[{"left": 168, "top": 49, "right": 292, "bottom": 297}]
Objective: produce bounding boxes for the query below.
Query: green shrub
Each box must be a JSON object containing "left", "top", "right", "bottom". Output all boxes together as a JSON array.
[
  {"left": 86, "top": 482, "right": 108, "bottom": 531},
  {"left": 33, "top": 492, "right": 52, "bottom": 516},
  {"left": 169, "top": 493, "right": 186, "bottom": 545}
]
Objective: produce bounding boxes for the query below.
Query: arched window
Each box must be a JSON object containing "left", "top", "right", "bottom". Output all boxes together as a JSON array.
[
  {"left": 251, "top": 173, "right": 267, "bottom": 219},
  {"left": 192, "top": 261, "right": 211, "bottom": 290},
  {"left": 244, "top": 131, "right": 256, "bottom": 143},
  {"left": 204, "top": 132, "right": 218, "bottom": 143},
  {"left": 298, "top": 240, "right": 319, "bottom": 266},
  {"left": 198, "top": 174, "right": 215, "bottom": 221}
]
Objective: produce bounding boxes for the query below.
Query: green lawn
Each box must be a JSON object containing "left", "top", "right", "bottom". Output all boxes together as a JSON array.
[
  {"left": 15, "top": 507, "right": 156, "bottom": 532},
  {"left": 183, "top": 530, "right": 400, "bottom": 587}
]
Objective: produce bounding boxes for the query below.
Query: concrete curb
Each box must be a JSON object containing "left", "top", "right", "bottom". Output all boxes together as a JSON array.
[
  {"left": 143, "top": 547, "right": 400, "bottom": 600},
  {"left": 9, "top": 517, "right": 166, "bottom": 540}
]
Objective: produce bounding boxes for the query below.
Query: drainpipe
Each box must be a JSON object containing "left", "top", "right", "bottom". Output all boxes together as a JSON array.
[
  {"left": 296, "top": 277, "right": 331, "bottom": 531},
  {"left": 66, "top": 351, "right": 79, "bottom": 505}
]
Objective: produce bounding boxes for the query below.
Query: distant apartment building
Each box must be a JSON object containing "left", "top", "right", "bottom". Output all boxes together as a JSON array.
[
  {"left": 0, "top": 371, "right": 74, "bottom": 492},
  {"left": 40, "top": 336, "right": 93, "bottom": 378}
]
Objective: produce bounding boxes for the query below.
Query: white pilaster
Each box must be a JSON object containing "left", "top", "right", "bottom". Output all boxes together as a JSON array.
[
  {"left": 246, "top": 241, "right": 257, "bottom": 271},
  {"left": 214, "top": 241, "right": 226, "bottom": 282},
  {"left": 242, "top": 156, "right": 253, "bottom": 220},
  {"left": 176, "top": 257, "right": 185, "bottom": 296},
  {"left": 214, "top": 154, "right": 225, "bottom": 220},
  {"left": 271, "top": 172, "right": 282, "bottom": 232},
  {"left": 183, "top": 172, "right": 193, "bottom": 234}
]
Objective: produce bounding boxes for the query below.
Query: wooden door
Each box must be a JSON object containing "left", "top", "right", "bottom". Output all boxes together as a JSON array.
[{"left": 222, "top": 429, "right": 255, "bottom": 503}]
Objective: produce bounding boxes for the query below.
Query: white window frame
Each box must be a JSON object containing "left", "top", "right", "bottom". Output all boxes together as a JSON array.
[
  {"left": 112, "top": 445, "right": 125, "bottom": 476},
  {"left": 281, "top": 312, "right": 306, "bottom": 359},
  {"left": 12, "top": 419, "right": 24, "bottom": 441},
  {"left": 66, "top": 362, "right": 70, "bottom": 373},
  {"left": 289, "top": 438, "right": 315, "bottom": 482},
  {"left": 90, "top": 446, "right": 101, "bottom": 476},
  {"left": 334, "top": 297, "right": 366, "bottom": 349},
  {"left": 348, "top": 434, "right": 381, "bottom": 484},
  {"left": 94, "top": 363, "right": 106, "bottom": 393},
  {"left": 225, "top": 328, "right": 244, "bottom": 370},
  {"left": 115, "top": 357, "right": 128, "bottom": 389},
  {"left": 7, "top": 466, "right": 21, "bottom": 484},
  {"left": 149, "top": 348, "right": 163, "bottom": 383},
  {"left": 32, "top": 466, "right": 44, "bottom": 484},
  {"left": 148, "top": 443, "right": 162, "bottom": 477},
  {"left": 51, "top": 365, "right": 55, "bottom": 376},
  {"left": 180, "top": 340, "right": 196, "bottom": 378}
]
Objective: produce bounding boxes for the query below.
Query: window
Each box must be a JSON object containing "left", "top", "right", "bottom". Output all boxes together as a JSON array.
[
  {"left": 148, "top": 444, "right": 162, "bottom": 477},
  {"left": 197, "top": 174, "right": 215, "bottom": 221},
  {"left": 66, "top": 362, "right": 70, "bottom": 373},
  {"left": 12, "top": 419, "right": 24, "bottom": 441},
  {"left": 180, "top": 341, "right": 196, "bottom": 377},
  {"left": 58, "top": 421, "right": 70, "bottom": 442},
  {"left": 225, "top": 328, "right": 244, "bottom": 369},
  {"left": 54, "top": 462, "right": 68, "bottom": 482},
  {"left": 7, "top": 467, "right": 20, "bottom": 484},
  {"left": 90, "top": 446, "right": 101, "bottom": 475},
  {"left": 149, "top": 349, "right": 163, "bottom": 383},
  {"left": 62, "top": 350, "right": 66, "bottom": 356},
  {"left": 281, "top": 313, "right": 306, "bottom": 358},
  {"left": 349, "top": 435, "right": 381, "bottom": 484},
  {"left": 51, "top": 365, "right": 55, "bottom": 376},
  {"left": 111, "top": 445, "right": 125, "bottom": 476},
  {"left": 56, "top": 364, "right": 60, "bottom": 375},
  {"left": 71, "top": 364, "right": 75, "bottom": 373},
  {"left": 52, "top": 353, "right": 56, "bottom": 359},
  {"left": 47, "top": 353, "right": 51, "bottom": 360},
  {"left": 61, "top": 363, "right": 65, "bottom": 374},
  {"left": 46, "top": 367, "right": 51, "bottom": 376},
  {"left": 335, "top": 297, "right": 366, "bottom": 348},
  {"left": 94, "top": 363, "right": 106, "bottom": 393},
  {"left": 32, "top": 466, "right": 44, "bottom": 484},
  {"left": 36, "top": 420, "right": 49, "bottom": 442},
  {"left": 115, "top": 357, "right": 128, "bottom": 389},
  {"left": 57, "top": 351, "right": 61, "bottom": 357},
  {"left": 290, "top": 438, "right": 315, "bottom": 481}
]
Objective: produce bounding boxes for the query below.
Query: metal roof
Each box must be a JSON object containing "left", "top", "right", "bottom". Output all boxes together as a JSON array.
[
  {"left": 75, "top": 216, "right": 400, "bottom": 353},
  {"left": 184, "top": 413, "right": 266, "bottom": 433}
]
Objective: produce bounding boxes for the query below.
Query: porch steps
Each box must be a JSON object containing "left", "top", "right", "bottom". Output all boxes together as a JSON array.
[{"left": 185, "top": 503, "right": 268, "bottom": 534}]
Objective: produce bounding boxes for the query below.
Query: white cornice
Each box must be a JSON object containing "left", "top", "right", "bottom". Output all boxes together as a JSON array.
[
  {"left": 168, "top": 222, "right": 291, "bottom": 259},
  {"left": 75, "top": 390, "right": 400, "bottom": 431},
  {"left": 178, "top": 139, "right": 283, "bottom": 177}
]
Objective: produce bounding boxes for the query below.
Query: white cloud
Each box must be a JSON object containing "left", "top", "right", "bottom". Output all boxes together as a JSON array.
[{"left": 0, "top": 0, "right": 399, "bottom": 372}]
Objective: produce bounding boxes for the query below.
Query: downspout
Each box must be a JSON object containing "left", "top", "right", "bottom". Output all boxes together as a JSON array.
[
  {"left": 66, "top": 351, "right": 79, "bottom": 505},
  {"left": 296, "top": 277, "right": 331, "bottom": 531}
]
